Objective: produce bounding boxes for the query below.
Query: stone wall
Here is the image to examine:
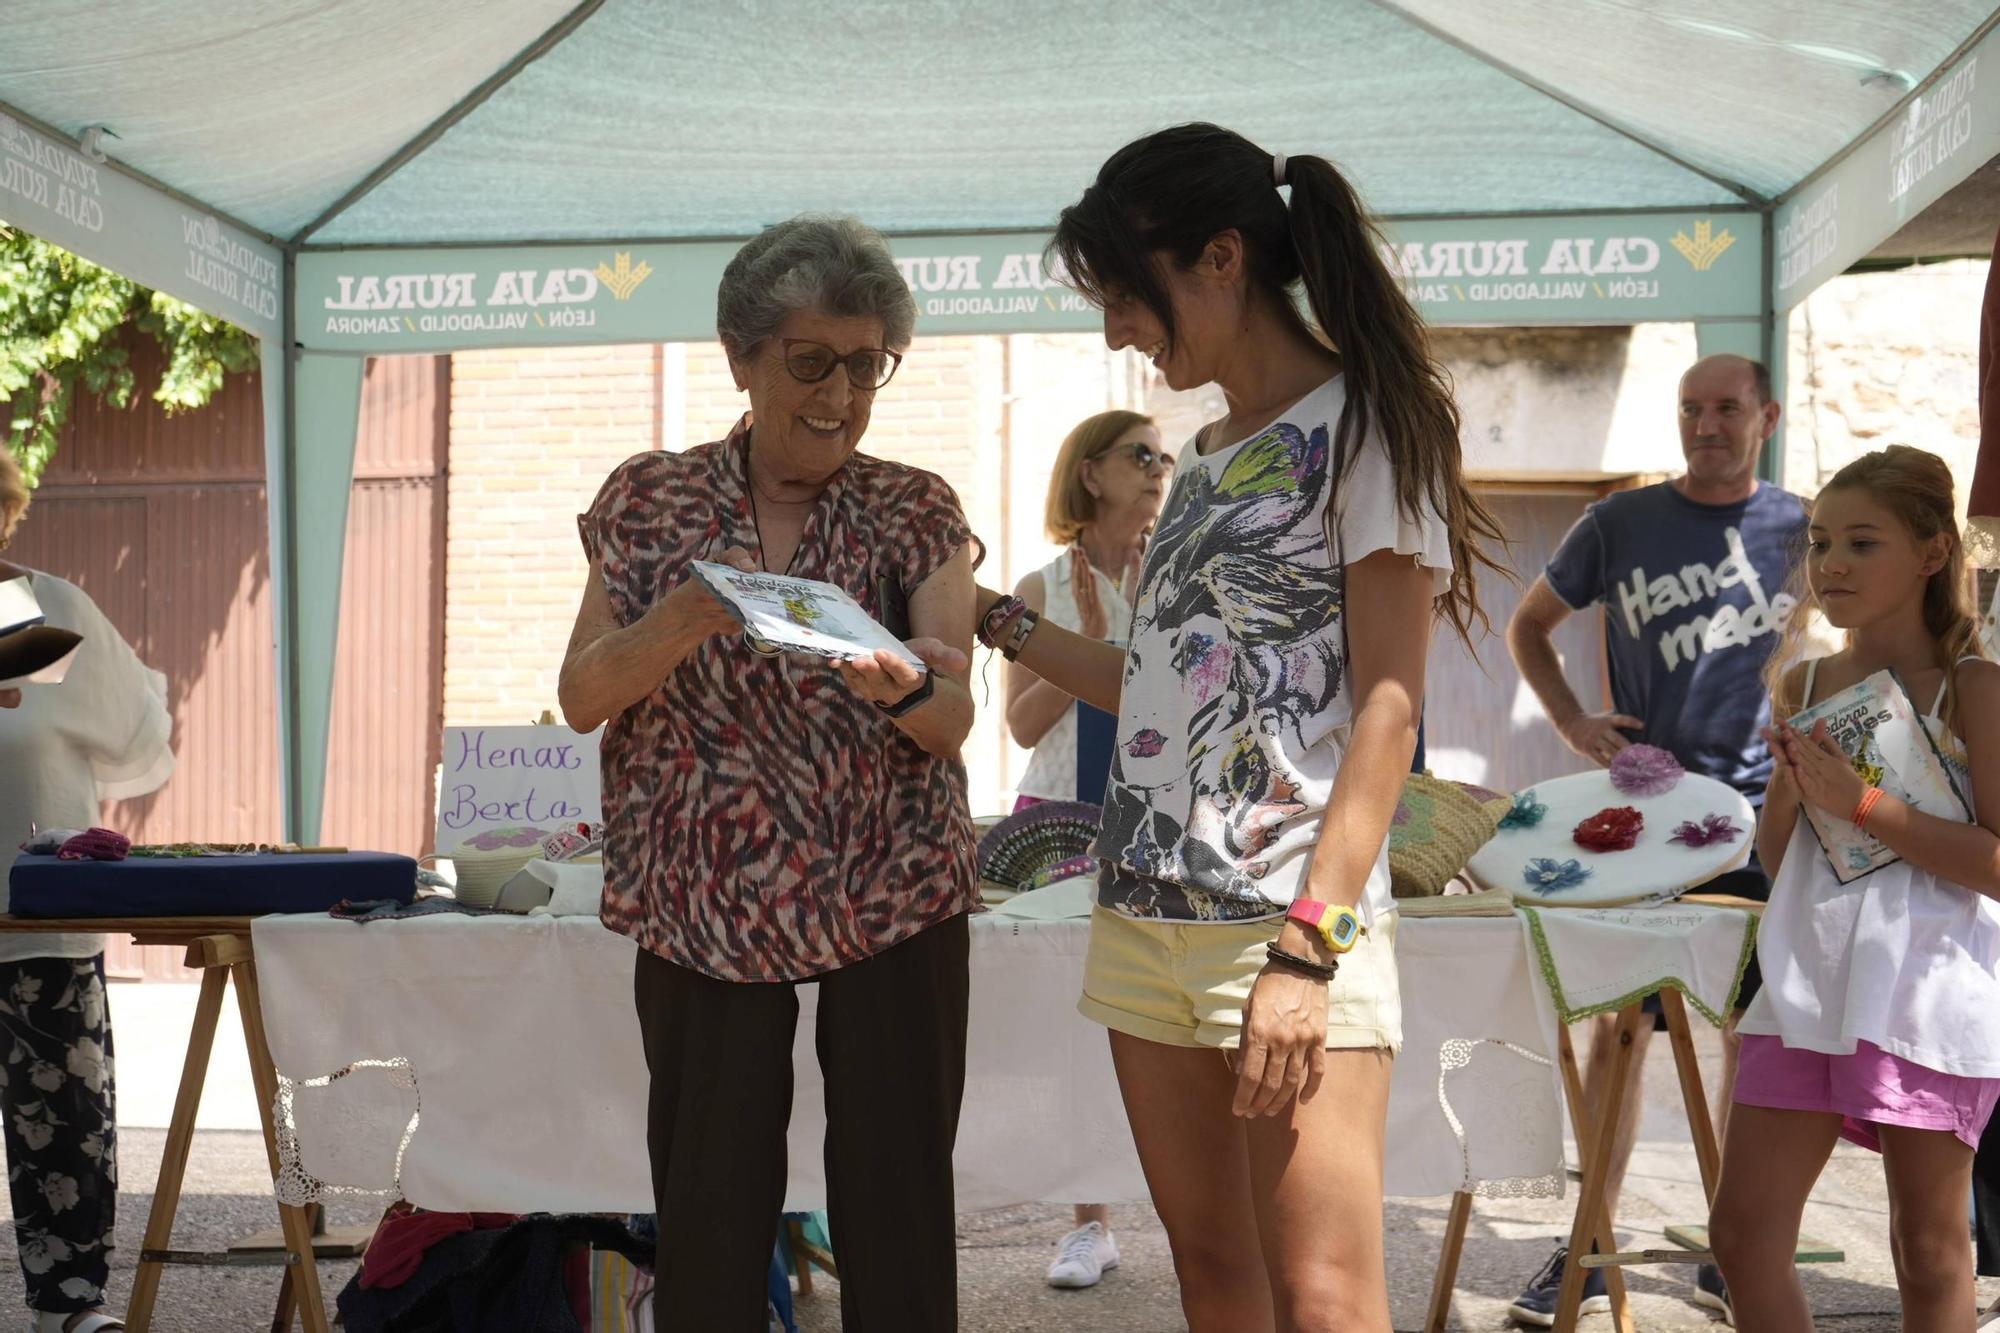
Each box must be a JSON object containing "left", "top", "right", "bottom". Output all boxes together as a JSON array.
[{"left": 1784, "top": 258, "right": 1986, "bottom": 506}]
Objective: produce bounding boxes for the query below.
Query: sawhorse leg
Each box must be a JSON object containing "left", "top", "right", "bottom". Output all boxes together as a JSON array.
[
  {"left": 1659, "top": 989, "right": 1723, "bottom": 1202},
  {"left": 1423, "top": 1190, "right": 1475, "bottom": 1333},
  {"left": 125, "top": 935, "right": 328, "bottom": 1333},
  {"left": 222, "top": 939, "right": 330, "bottom": 1333},
  {"left": 1555, "top": 1004, "right": 1643, "bottom": 1333},
  {"left": 124, "top": 964, "right": 228, "bottom": 1331}
]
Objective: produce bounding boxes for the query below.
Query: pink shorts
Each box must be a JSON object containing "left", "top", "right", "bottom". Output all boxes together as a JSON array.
[{"left": 1734, "top": 1035, "right": 2000, "bottom": 1152}]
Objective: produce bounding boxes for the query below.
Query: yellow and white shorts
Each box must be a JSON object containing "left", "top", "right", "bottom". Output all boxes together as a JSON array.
[{"left": 1078, "top": 905, "right": 1402, "bottom": 1053}]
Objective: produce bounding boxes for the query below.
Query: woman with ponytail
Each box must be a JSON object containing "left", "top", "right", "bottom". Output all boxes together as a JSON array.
[
  {"left": 1708, "top": 445, "right": 2000, "bottom": 1330},
  {"left": 963, "top": 124, "right": 1503, "bottom": 1330}
]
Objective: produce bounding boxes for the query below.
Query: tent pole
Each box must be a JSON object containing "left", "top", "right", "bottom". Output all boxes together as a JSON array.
[
  {"left": 279, "top": 248, "right": 303, "bottom": 840},
  {"left": 1760, "top": 209, "right": 1784, "bottom": 487}
]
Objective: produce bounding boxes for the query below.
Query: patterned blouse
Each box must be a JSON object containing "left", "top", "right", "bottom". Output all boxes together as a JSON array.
[{"left": 578, "top": 415, "right": 978, "bottom": 983}]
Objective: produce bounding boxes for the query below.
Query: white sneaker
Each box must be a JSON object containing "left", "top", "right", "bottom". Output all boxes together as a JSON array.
[{"left": 1046, "top": 1220, "right": 1119, "bottom": 1289}]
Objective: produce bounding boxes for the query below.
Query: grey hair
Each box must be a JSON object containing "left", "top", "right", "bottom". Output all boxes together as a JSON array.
[{"left": 716, "top": 214, "right": 917, "bottom": 357}]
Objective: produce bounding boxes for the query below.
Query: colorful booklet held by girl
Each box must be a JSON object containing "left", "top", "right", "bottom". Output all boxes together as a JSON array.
[
  {"left": 1788, "top": 668, "right": 1972, "bottom": 883},
  {"left": 690, "top": 562, "right": 924, "bottom": 670}
]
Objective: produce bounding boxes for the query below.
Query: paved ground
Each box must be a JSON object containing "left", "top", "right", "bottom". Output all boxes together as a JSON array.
[{"left": 0, "top": 981, "right": 1984, "bottom": 1330}]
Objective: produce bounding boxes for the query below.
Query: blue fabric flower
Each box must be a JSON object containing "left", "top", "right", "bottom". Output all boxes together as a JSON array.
[
  {"left": 1499, "top": 790, "right": 1548, "bottom": 830},
  {"left": 1523, "top": 857, "right": 1593, "bottom": 893}
]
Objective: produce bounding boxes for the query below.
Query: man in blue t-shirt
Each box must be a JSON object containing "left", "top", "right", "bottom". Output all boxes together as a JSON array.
[{"left": 1501, "top": 355, "right": 1807, "bottom": 1327}]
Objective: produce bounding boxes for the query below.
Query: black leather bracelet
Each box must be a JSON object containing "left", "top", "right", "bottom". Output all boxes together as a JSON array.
[
  {"left": 1264, "top": 943, "right": 1339, "bottom": 982},
  {"left": 876, "top": 670, "right": 935, "bottom": 718}
]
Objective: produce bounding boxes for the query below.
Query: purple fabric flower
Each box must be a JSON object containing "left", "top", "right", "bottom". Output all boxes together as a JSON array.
[
  {"left": 1523, "top": 857, "right": 1593, "bottom": 894},
  {"left": 1610, "top": 744, "right": 1685, "bottom": 797},
  {"left": 1669, "top": 813, "right": 1743, "bottom": 848}
]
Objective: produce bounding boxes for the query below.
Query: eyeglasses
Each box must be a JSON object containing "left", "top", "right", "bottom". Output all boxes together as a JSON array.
[
  {"left": 1094, "top": 441, "right": 1175, "bottom": 473},
  {"left": 780, "top": 339, "right": 903, "bottom": 391}
]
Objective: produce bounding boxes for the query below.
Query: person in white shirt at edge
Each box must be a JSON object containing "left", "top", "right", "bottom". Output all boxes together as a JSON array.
[
  {"left": 0, "top": 447, "right": 175, "bottom": 1333},
  {"left": 1710, "top": 446, "right": 2000, "bottom": 1333},
  {"left": 925, "top": 124, "right": 1505, "bottom": 1333},
  {"left": 1004, "top": 409, "right": 1169, "bottom": 1288}
]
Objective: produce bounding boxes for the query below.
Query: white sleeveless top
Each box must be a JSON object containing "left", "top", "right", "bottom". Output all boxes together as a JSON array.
[
  {"left": 1016, "top": 548, "right": 1134, "bottom": 802},
  {"left": 1738, "top": 657, "right": 2000, "bottom": 1077}
]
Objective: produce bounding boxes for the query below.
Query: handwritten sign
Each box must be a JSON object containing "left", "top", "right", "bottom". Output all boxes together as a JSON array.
[{"left": 435, "top": 725, "right": 602, "bottom": 853}]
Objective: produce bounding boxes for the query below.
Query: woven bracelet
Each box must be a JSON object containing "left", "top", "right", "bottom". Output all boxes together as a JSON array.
[{"left": 1264, "top": 943, "right": 1339, "bottom": 982}]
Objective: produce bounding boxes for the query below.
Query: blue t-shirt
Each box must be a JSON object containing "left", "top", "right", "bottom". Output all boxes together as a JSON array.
[{"left": 1544, "top": 481, "right": 1808, "bottom": 803}]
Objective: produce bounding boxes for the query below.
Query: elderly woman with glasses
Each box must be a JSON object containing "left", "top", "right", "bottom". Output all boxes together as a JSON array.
[{"left": 559, "top": 215, "right": 978, "bottom": 1332}]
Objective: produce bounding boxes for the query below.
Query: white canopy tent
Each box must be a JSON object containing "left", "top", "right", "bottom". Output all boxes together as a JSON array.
[{"left": 3, "top": 1, "right": 1996, "bottom": 837}]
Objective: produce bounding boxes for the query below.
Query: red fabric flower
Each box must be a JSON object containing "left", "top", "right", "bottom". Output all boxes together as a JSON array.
[{"left": 1573, "top": 806, "right": 1645, "bottom": 853}]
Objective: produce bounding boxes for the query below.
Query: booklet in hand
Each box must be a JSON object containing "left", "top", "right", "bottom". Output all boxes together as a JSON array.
[
  {"left": 1788, "top": 667, "right": 1972, "bottom": 882},
  {"left": 690, "top": 562, "right": 925, "bottom": 670},
  {"left": 0, "top": 577, "right": 81, "bottom": 687}
]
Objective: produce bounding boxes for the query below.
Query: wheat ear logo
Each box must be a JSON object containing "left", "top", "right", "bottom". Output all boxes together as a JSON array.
[
  {"left": 595, "top": 252, "right": 654, "bottom": 300},
  {"left": 1670, "top": 221, "right": 1736, "bottom": 272}
]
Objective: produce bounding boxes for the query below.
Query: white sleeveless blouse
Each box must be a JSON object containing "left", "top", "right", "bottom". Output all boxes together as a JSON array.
[{"left": 1739, "top": 657, "right": 2000, "bottom": 1077}]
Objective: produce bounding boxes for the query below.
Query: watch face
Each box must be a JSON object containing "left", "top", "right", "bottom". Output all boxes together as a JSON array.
[{"left": 1328, "top": 911, "right": 1360, "bottom": 948}]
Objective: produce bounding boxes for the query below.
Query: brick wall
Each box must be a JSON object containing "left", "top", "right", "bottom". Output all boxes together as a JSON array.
[
  {"left": 444, "top": 335, "right": 1026, "bottom": 811},
  {"left": 444, "top": 343, "right": 659, "bottom": 725}
]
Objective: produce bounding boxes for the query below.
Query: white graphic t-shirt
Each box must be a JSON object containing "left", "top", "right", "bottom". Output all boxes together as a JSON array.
[{"left": 1094, "top": 376, "right": 1453, "bottom": 925}]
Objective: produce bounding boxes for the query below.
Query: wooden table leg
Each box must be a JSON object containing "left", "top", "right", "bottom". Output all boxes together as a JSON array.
[
  {"left": 1555, "top": 1020, "right": 1634, "bottom": 1333},
  {"left": 1423, "top": 1190, "right": 1475, "bottom": 1333},
  {"left": 1556, "top": 1006, "right": 1644, "bottom": 1333},
  {"left": 1658, "top": 990, "right": 1723, "bottom": 1202},
  {"left": 229, "top": 954, "right": 330, "bottom": 1333},
  {"left": 124, "top": 964, "right": 230, "bottom": 1333}
]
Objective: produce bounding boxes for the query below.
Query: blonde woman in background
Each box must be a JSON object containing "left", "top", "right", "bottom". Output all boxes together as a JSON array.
[{"left": 1005, "top": 409, "right": 1171, "bottom": 1288}]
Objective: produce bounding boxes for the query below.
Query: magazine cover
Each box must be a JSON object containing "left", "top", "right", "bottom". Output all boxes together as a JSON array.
[
  {"left": 1788, "top": 667, "right": 1972, "bottom": 882},
  {"left": 690, "top": 562, "right": 925, "bottom": 670}
]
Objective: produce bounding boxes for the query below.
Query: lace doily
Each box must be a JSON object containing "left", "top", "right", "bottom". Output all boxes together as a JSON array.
[
  {"left": 274, "top": 1058, "right": 421, "bottom": 1207},
  {"left": 1437, "top": 1037, "right": 1564, "bottom": 1201}
]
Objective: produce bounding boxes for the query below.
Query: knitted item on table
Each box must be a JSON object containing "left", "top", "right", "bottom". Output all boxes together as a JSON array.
[
  {"left": 56, "top": 828, "right": 131, "bottom": 861},
  {"left": 1388, "top": 773, "right": 1502, "bottom": 898}
]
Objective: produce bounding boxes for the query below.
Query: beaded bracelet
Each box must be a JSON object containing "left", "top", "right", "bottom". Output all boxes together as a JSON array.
[
  {"left": 1853, "top": 785, "right": 1886, "bottom": 830},
  {"left": 1264, "top": 943, "right": 1339, "bottom": 982}
]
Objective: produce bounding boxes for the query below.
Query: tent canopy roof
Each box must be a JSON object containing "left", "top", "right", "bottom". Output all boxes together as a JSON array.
[{"left": 4, "top": 0, "right": 1992, "bottom": 246}]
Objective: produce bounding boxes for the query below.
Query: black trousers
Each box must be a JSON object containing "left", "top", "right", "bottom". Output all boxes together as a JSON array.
[
  {"left": 635, "top": 913, "right": 970, "bottom": 1331},
  {"left": 0, "top": 954, "right": 117, "bottom": 1314}
]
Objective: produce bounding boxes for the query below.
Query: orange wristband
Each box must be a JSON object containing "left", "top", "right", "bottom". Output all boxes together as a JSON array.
[{"left": 1852, "top": 786, "right": 1886, "bottom": 830}]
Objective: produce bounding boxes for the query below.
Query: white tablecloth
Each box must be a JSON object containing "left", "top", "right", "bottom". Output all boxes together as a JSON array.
[
  {"left": 1519, "top": 902, "right": 1758, "bottom": 1027},
  {"left": 252, "top": 910, "right": 1564, "bottom": 1213}
]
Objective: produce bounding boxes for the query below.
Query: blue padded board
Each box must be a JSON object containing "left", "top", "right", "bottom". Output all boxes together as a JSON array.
[{"left": 8, "top": 852, "right": 418, "bottom": 918}]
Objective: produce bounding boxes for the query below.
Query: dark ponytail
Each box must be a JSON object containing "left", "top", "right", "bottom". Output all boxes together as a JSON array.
[{"left": 1051, "top": 123, "right": 1507, "bottom": 647}]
